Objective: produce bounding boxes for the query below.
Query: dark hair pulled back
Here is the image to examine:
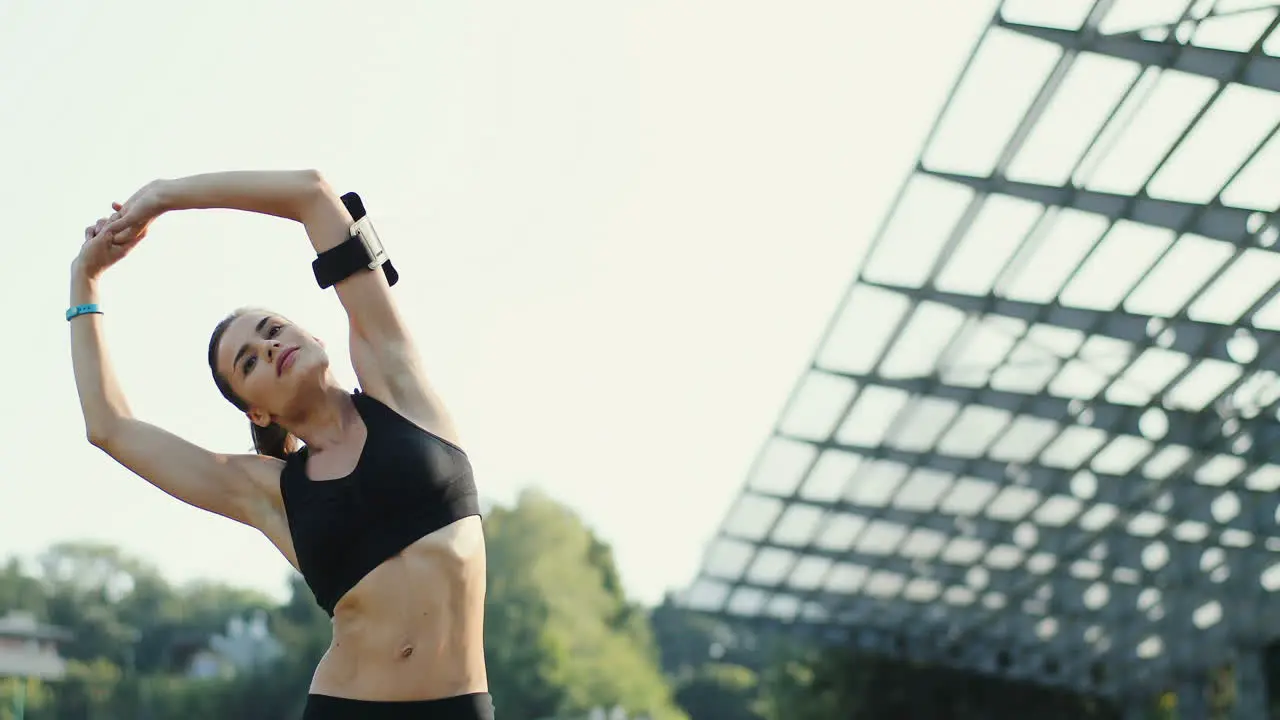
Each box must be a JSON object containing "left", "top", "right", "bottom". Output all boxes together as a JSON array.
[{"left": 208, "top": 310, "right": 300, "bottom": 461}]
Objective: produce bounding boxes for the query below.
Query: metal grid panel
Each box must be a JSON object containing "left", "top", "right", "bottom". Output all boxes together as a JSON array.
[{"left": 683, "top": 0, "right": 1280, "bottom": 700}]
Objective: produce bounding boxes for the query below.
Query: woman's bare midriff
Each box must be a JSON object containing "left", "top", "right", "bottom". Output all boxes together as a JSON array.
[{"left": 307, "top": 516, "right": 488, "bottom": 701}]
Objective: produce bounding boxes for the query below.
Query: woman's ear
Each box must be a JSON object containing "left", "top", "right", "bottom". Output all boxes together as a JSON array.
[{"left": 247, "top": 408, "right": 272, "bottom": 428}]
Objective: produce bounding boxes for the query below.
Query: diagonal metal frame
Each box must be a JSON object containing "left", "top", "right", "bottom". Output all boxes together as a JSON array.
[{"left": 685, "top": 0, "right": 1280, "bottom": 702}]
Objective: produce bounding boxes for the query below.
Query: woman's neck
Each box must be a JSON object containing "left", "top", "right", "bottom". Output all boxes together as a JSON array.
[{"left": 280, "top": 386, "right": 360, "bottom": 452}]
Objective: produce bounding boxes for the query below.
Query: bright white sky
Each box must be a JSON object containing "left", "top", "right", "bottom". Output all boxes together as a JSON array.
[{"left": 0, "top": 1, "right": 1003, "bottom": 607}]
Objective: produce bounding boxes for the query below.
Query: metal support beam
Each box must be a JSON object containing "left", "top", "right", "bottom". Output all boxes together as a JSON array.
[
  {"left": 923, "top": 169, "right": 1262, "bottom": 248},
  {"left": 862, "top": 278, "right": 1280, "bottom": 369},
  {"left": 815, "top": 369, "right": 1280, "bottom": 459},
  {"left": 1000, "top": 20, "right": 1280, "bottom": 95}
]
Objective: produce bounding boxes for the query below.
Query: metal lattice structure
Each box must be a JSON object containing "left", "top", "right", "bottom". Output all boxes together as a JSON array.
[{"left": 682, "top": 0, "right": 1280, "bottom": 715}]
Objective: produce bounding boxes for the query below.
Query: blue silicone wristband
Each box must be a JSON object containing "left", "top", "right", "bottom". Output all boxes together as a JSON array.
[{"left": 66, "top": 303, "right": 102, "bottom": 321}]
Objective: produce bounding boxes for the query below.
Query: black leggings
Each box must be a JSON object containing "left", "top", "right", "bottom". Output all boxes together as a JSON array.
[{"left": 302, "top": 692, "right": 495, "bottom": 720}]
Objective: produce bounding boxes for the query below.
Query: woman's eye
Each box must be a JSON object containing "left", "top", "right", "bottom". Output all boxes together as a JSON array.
[
  {"left": 268, "top": 325, "right": 281, "bottom": 338},
  {"left": 245, "top": 357, "right": 257, "bottom": 374}
]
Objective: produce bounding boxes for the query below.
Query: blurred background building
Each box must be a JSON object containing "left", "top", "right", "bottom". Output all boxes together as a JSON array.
[{"left": 684, "top": 1, "right": 1280, "bottom": 717}]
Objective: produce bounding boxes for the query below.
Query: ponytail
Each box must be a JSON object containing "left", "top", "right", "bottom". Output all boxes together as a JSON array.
[
  {"left": 209, "top": 309, "right": 301, "bottom": 460},
  {"left": 250, "top": 421, "right": 299, "bottom": 461}
]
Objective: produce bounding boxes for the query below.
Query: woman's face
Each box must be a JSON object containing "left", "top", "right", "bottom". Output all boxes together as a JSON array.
[{"left": 214, "top": 310, "right": 329, "bottom": 425}]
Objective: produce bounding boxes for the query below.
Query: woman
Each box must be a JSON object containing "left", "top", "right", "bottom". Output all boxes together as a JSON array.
[{"left": 68, "top": 170, "right": 494, "bottom": 720}]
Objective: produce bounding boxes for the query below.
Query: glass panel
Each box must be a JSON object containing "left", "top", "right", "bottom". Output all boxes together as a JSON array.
[
  {"left": 800, "top": 450, "right": 861, "bottom": 501},
  {"left": 1188, "top": 248, "right": 1280, "bottom": 325},
  {"left": 986, "top": 486, "right": 1041, "bottom": 521},
  {"left": 880, "top": 301, "right": 967, "bottom": 378},
  {"left": 1194, "top": 454, "right": 1246, "bottom": 487},
  {"left": 1083, "top": 69, "right": 1218, "bottom": 195},
  {"left": 936, "top": 195, "right": 1044, "bottom": 295},
  {"left": 748, "top": 437, "right": 818, "bottom": 495},
  {"left": 940, "top": 477, "right": 1000, "bottom": 515},
  {"left": 923, "top": 28, "right": 1064, "bottom": 177},
  {"left": 1144, "top": 445, "right": 1193, "bottom": 479},
  {"left": 818, "top": 284, "right": 912, "bottom": 374},
  {"left": 1040, "top": 425, "right": 1109, "bottom": 469},
  {"left": 904, "top": 578, "right": 943, "bottom": 603},
  {"left": 1149, "top": 83, "right": 1280, "bottom": 203},
  {"left": 1049, "top": 357, "right": 1114, "bottom": 400},
  {"left": 1125, "top": 234, "right": 1237, "bottom": 318},
  {"left": 900, "top": 528, "right": 948, "bottom": 559},
  {"left": 814, "top": 513, "right": 868, "bottom": 551},
  {"left": 1008, "top": 52, "right": 1142, "bottom": 185},
  {"left": 855, "top": 520, "right": 908, "bottom": 555},
  {"left": 887, "top": 397, "right": 961, "bottom": 453},
  {"left": 1091, "top": 435, "right": 1154, "bottom": 475},
  {"left": 941, "top": 538, "right": 987, "bottom": 564},
  {"left": 1246, "top": 464, "right": 1280, "bottom": 492},
  {"left": 845, "top": 459, "right": 908, "bottom": 507},
  {"left": 1100, "top": 0, "right": 1197, "bottom": 38},
  {"left": 727, "top": 587, "right": 766, "bottom": 616},
  {"left": 771, "top": 505, "right": 826, "bottom": 547},
  {"left": 1000, "top": 0, "right": 1095, "bottom": 30},
  {"left": 1001, "top": 209, "right": 1112, "bottom": 303},
  {"left": 985, "top": 545, "right": 1024, "bottom": 569},
  {"left": 723, "top": 495, "right": 784, "bottom": 540},
  {"left": 1034, "top": 495, "right": 1083, "bottom": 526},
  {"left": 1165, "top": 359, "right": 1242, "bottom": 411},
  {"left": 1223, "top": 124, "right": 1280, "bottom": 209},
  {"left": 863, "top": 571, "right": 906, "bottom": 598},
  {"left": 704, "top": 537, "right": 758, "bottom": 581},
  {"left": 788, "top": 556, "right": 833, "bottom": 590},
  {"left": 937, "top": 405, "right": 1012, "bottom": 458},
  {"left": 989, "top": 340, "right": 1062, "bottom": 394},
  {"left": 1174, "top": 520, "right": 1210, "bottom": 542},
  {"left": 1192, "top": 8, "right": 1278, "bottom": 51},
  {"left": 836, "top": 385, "right": 911, "bottom": 447},
  {"left": 747, "top": 548, "right": 797, "bottom": 585},
  {"left": 894, "top": 467, "right": 954, "bottom": 512},
  {"left": 683, "top": 579, "right": 730, "bottom": 611},
  {"left": 779, "top": 371, "right": 858, "bottom": 441},
  {"left": 1079, "top": 503, "right": 1120, "bottom": 531},
  {"left": 862, "top": 175, "right": 975, "bottom": 288},
  {"left": 1108, "top": 347, "right": 1191, "bottom": 406},
  {"left": 765, "top": 594, "right": 800, "bottom": 621},
  {"left": 826, "top": 563, "right": 869, "bottom": 593},
  {"left": 939, "top": 315, "right": 1026, "bottom": 387},
  {"left": 1027, "top": 553, "right": 1057, "bottom": 574},
  {"left": 1127, "top": 512, "right": 1166, "bottom": 537},
  {"left": 1060, "top": 221, "right": 1174, "bottom": 311},
  {"left": 989, "top": 416, "right": 1060, "bottom": 463}
]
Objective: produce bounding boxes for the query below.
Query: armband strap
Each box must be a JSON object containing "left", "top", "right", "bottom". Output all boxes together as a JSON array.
[
  {"left": 66, "top": 303, "right": 102, "bottom": 321},
  {"left": 312, "top": 192, "right": 399, "bottom": 289}
]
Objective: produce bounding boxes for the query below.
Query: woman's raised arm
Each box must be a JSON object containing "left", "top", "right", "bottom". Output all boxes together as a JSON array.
[
  {"left": 107, "top": 170, "right": 457, "bottom": 442},
  {"left": 69, "top": 221, "right": 283, "bottom": 530}
]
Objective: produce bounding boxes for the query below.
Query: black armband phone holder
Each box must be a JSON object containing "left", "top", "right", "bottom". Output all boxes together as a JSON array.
[{"left": 312, "top": 192, "right": 400, "bottom": 289}]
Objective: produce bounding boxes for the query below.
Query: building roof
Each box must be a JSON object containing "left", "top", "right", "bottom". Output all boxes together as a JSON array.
[
  {"left": 0, "top": 611, "right": 72, "bottom": 643},
  {"left": 682, "top": 0, "right": 1280, "bottom": 699}
]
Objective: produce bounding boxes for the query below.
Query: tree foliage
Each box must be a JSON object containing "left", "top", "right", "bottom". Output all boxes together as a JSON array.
[
  {"left": 0, "top": 492, "right": 686, "bottom": 720},
  {"left": 484, "top": 489, "right": 687, "bottom": 720},
  {"left": 0, "top": 492, "right": 1189, "bottom": 720}
]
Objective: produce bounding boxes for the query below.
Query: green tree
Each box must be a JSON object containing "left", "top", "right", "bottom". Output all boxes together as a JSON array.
[
  {"left": 0, "top": 677, "right": 53, "bottom": 720},
  {"left": 672, "top": 663, "right": 761, "bottom": 720},
  {"left": 648, "top": 598, "right": 765, "bottom": 720},
  {"left": 484, "top": 489, "right": 688, "bottom": 720}
]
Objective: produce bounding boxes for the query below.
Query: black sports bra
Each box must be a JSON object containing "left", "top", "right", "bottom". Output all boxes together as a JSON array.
[{"left": 279, "top": 390, "right": 480, "bottom": 616}]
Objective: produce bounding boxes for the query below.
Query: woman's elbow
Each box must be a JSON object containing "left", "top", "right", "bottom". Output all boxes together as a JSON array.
[
  {"left": 86, "top": 428, "right": 112, "bottom": 451},
  {"left": 84, "top": 418, "right": 122, "bottom": 452}
]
